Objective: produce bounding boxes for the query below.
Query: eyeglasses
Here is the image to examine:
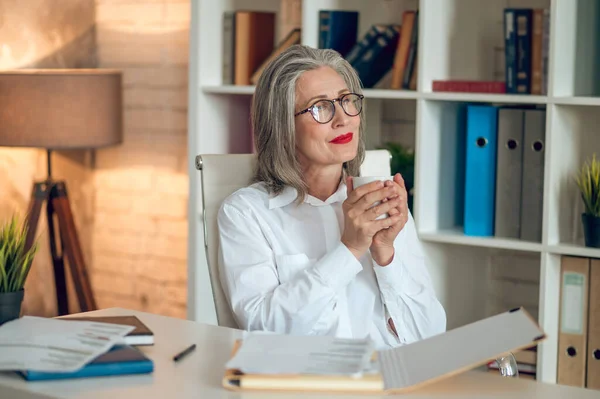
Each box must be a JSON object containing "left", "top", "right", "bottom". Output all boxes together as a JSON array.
[{"left": 294, "top": 93, "right": 364, "bottom": 124}]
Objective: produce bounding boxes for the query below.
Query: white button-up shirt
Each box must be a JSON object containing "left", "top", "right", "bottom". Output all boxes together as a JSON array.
[{"left": 217, "top": 181, "right": 447, "bottom": 350}]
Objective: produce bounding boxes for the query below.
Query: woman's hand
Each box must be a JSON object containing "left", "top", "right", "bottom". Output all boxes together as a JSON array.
[
  {"left": 341, "top": 176, "right": 404, "bottom": 260},
  {"left": 370, "top": 174, "right": 409, "bottom": 266}
]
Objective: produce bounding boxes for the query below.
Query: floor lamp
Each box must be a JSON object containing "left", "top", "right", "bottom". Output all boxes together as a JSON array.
[{"left": 0, "top": 69, "right": 123, "bottom": 315}]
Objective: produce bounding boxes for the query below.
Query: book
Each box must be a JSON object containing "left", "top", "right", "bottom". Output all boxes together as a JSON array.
[
  {"left": 485, "top": 367, "right": 536, "bottom": 380},
  {"left": 514, "top": 9, "right": 533, "bottom": 94},
  {"left": 432, "top": 80, "right": 506, "bottom": 93},
  {"left": 20, "top": 345, "right": 153, "bottom": 381},
  {"left": 402, "top": 10, "right": 419, "bottom": 89},
  {"left": 352, "top": 25, "right": 400, "bottom": 88},
  {"left": 345, "top": 24, "right": 387, "bottom": 66},
  {"left": 390, "top": 10, "right": 417, "bottom": 89},
  {"left": 530, "top": 9, "right": 544, "bottom": 94},
  {"left": 64, "top": 315, "right": 154, "bottom": 346},
  {"left": 318, "top": 10, "right": 359, "bottom": 58},
  {"left": 513, "top": 346, "right": 538, "bottom": 365},
  {"left": 541, "top": 9, "right": 550, "bottom": 95},
  {"left": 222, "top": 11, "right": 236, "bottom": 85},
  {"left": 504, "top": 9, "right": 517, "bottom": 93},
  {"left": 233, "top": 11, "right": 276, "bottom": 85},
  {"left": 250, "top": 28, "right": 302, "bottom": 85},
  {"left": 221, "top": 307, "right": 545, "bottom": 394}
]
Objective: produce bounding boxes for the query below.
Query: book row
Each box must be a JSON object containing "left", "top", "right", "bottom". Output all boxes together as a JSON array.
[
  {"left": 504, "top": 8, "right": 551, "bottom": 95},
  {"left": 221, "top": 9, "right": 418, "bottom": 89}
]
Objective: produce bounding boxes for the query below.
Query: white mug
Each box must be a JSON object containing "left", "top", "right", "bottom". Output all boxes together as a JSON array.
[{"left": 352, "top": 176, "right": 394, "bottom": 220}]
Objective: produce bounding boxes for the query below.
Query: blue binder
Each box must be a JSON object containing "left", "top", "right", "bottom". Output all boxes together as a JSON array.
[
  {"left": 464, "top": 105, "right": 499, "bottom": 236},
  {"left": 19, "top": 345, "right": 154, "bottom": 381}
]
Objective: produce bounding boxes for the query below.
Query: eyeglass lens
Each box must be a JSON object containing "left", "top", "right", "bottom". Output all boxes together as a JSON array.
[{"left": 311, "top": 94, "right": 362, "bottom": 123}]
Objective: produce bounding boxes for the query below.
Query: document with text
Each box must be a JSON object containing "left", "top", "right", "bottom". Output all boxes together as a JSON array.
[
  {"left": 226, "top": 333, "right": 375, "bottom": 376},
  {"left": 0, "top": 316, "right": 134, "bottom": 372}
]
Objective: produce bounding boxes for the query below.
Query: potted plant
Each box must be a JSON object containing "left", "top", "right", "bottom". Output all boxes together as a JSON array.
[
  {"left": 575, "top": 154, "right": 600, "bottom": 248},
  {"left": 0, "top": 215, "right": 38, "bottom": 325},
  {"left": 378, "top": 142, "right": 415, "bottom": 212}
]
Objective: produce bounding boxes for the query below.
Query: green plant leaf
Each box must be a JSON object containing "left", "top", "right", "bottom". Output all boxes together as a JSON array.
[
  {"left": 0, "top": 246, "right": 7, "bottom": 293},
  {"left": 575, "top": 153, "right": 600, "bottom": 217},
  {"left": 0, "top": 214, "right": 38, "bottom": 293}
]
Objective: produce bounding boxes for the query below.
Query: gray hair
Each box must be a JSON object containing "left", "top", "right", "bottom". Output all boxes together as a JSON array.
[{"left": 251, "top": 44, "right": 366, "bottom": 203}]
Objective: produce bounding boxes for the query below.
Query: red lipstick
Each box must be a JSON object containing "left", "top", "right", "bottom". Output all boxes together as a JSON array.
[{"left": 329, "top": 133, "right": 353, "bottom": 144}]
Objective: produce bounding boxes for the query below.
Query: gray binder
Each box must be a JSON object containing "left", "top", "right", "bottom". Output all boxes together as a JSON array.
[
  {"left": 495, "top": 108, "right": 524, "bottom": 238},
  {"left": 520, "top": 109, "right": 546, "bottom": 242}
]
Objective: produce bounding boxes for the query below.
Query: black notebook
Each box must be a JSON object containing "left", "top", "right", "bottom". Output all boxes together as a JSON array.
[{"left": 64, "top": 315, "right": 154, "bottom": 346}]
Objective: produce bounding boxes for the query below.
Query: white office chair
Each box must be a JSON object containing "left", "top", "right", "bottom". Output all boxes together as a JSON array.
[{"left": 195, "top": 150, "right": 392, "bottom": 328}]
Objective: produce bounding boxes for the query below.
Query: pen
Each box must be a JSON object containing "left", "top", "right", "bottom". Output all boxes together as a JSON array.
[{"left": 173, "top": 343, "right": 196, "bottom": 362}]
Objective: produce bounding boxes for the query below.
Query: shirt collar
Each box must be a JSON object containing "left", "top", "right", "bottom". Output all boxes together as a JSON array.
[
  {"left": 268, "top": 181, "right": 348, "bottom": 209},
  {"left": 268, "top": 186, "right": 298, "bottom": 209}
]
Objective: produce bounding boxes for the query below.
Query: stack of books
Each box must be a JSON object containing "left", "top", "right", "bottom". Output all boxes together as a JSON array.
[{"left": 318, "top": 10, "right": 419, "bottom": 89}]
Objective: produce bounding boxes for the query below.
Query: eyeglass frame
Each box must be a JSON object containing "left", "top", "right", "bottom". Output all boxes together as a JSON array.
[{"left": 294, "top": 92, "right": 365, "bottom": 124}]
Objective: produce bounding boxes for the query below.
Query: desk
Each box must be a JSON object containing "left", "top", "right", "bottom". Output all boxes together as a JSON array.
[{"left": 0, "top": 307, "right": 597, "bottom": 399}]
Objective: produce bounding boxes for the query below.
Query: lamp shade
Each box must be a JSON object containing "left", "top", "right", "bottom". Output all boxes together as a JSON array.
[{"left": 0, "top": 69, "right": 123, "bottom": 150}]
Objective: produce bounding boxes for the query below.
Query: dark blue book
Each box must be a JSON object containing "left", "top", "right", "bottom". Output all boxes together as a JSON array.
[
  {"left": 318, "top": 10, "right": 359, "bottom": 57},
  {"left": 19, "top": 345, "right": 154, "bottom": 381},
  {"left": 346, "top": 24, "right": 387, "bottom": 66},
  {"left": 514, "top": 9, "right": 533, "bottom": 93},
  {"left": 504, "top": 9, "right": 517, "bottom": 93},
  {"left": 353, "top": 25, "right": 400, "bottom": 88}
]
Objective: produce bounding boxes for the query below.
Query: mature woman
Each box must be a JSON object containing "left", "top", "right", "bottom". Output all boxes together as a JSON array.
[{"left": 217, "top": 44, "right": 446, "bottom": 349}]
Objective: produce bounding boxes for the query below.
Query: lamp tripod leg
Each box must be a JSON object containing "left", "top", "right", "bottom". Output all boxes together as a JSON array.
[
  {"left": 50, "top": 182, "right": 97, "bottom": 312},
  {"left": 25, "top": 181, "right": 70, "bottom": 315},
  {"left": 25, "top": 183, "right": 47, "bottom": 251},
  {"left": 47, "top": 188, "right": 69, "bottom": 316}
]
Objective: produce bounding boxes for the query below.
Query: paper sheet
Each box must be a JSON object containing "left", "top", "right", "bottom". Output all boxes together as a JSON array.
[
  {"left": 0, "top": 316, "right": 135, "bottom": 372},
  {"left": 226, "top": 333, "right": 374, "bottom": 376}
]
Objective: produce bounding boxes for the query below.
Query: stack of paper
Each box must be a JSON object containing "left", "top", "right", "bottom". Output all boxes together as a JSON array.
[
  {"left": 0, "top": 316, "right": 134, "bottom": 372},
  {"left": 226, "top": 334, "right": 375, "bottom": 376}
]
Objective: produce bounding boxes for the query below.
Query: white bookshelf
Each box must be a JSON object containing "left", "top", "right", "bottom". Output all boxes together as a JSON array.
[{"left": 187, "top": 0, "right": 600, "bottom": 386}]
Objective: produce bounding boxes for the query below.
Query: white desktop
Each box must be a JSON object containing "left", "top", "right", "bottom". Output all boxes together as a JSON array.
[{"left": 0, "top": 307, "right": 598, "bottom": 399}]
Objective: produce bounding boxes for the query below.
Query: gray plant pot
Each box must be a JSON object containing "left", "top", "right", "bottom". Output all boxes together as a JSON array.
[
  {"left": 0, "top": 289, "right": 24, "bottom": 325},
  {"left": 582, "top": 213, "right": 600, "bottom": 248}
]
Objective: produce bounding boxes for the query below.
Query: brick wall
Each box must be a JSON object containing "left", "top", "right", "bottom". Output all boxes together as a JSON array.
[
  {"left": 93, "top": 0, "right": 190, "bottom": 318},
  {"left": 0, "top": 0, "right": 96, "bottom": 317}
]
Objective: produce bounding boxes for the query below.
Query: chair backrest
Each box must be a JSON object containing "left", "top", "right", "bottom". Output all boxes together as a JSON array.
[{"left": 196, "top": 149, "right": 391, "bottom": 328}]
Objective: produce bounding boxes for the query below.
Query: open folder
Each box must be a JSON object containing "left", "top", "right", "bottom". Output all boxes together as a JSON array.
[{"left": 222, "top": 307, "right": 545, "bottom": 394}]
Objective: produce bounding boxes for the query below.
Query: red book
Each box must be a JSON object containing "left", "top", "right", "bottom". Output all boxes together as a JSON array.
[{"left": 432, "top": 80, "right": 506, "bottom": 93}]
